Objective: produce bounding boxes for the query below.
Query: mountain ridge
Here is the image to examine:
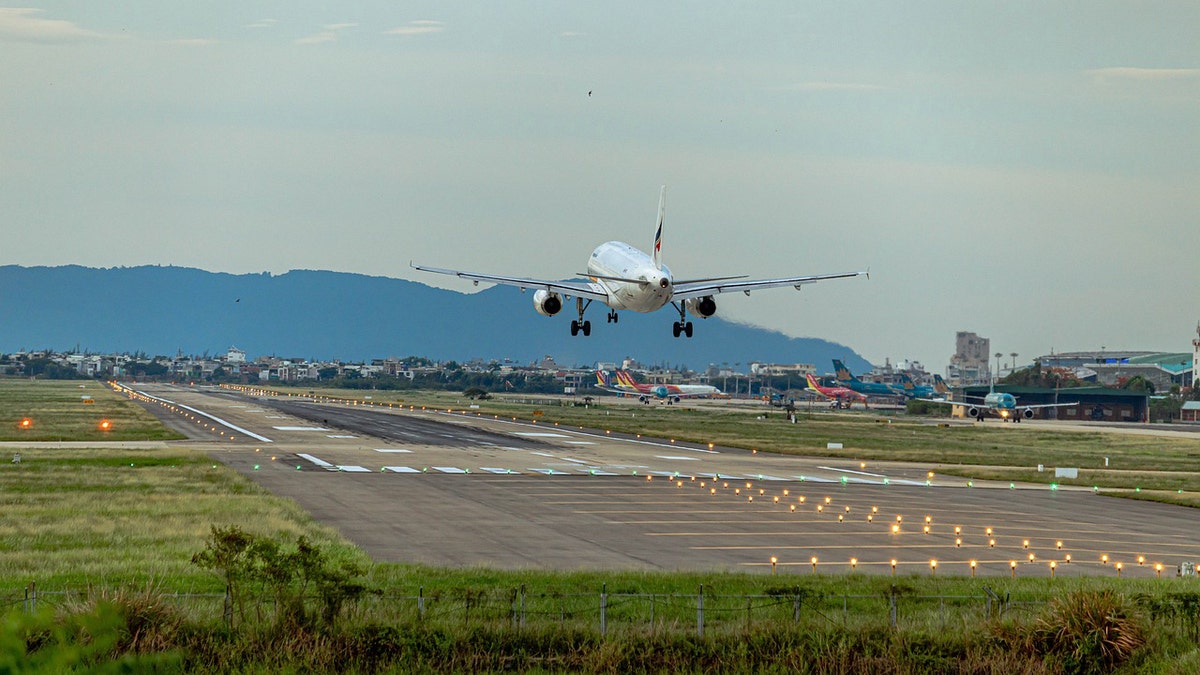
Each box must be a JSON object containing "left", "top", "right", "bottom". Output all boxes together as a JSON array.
[{"left": 0, "top": 265, "right": 872, "bottom": 372}]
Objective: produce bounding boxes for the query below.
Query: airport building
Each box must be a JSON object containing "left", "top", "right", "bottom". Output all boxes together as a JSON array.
[{"left": 1034, "top": 351, "right": 1194, "bottom": 391}]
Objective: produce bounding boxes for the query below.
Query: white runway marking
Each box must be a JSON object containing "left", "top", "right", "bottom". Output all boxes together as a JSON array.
[
  {"left": 558, "top": 457, "right": 589, "bottom": 465},
  {"left": 655, "top": 455, "right": 700, "bottom": 461},
  {"left": 327, "top": 434, "right": 357, "bottom": 439},
  {"left": 374, "top": 448, "right": 412, "bottom": 453},
  {"left": 297, "top": 453, "right": 333, "bottom": 468},
  {"left": 337, "top": 466, "right": 371, "bottom": 472},
  {"left": 480, "top": 467, "right": 515, "bottom": 474},
  {"left": 382, "top": 466, "right": 420, "bottom": 473},
  {"left": 529, "top": 451, "right": 557, "bottom": 458},
  {"left": 433, "top": 466, "right": 468, "bottom": 474},
  {"left": 274, "top": 426, "right": 329, "bottom": 431},
  {"left": 514, "top": 432, "right": 570, "bottom": 438},
  {"left": 130, "top": 388, "right": 274, "bottom": 442},
  {"left": 564, "top": 441, "right": 595, "bottom": 445}
]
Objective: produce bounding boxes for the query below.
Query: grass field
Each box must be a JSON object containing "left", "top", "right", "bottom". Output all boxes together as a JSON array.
[{"left": 0, "top": 379, "right": 185, "bottom": 442}]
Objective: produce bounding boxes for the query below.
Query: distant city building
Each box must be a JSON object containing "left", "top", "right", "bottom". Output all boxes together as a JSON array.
[{"left": 947, "top": 331, "right": 990, "bottom": 386}]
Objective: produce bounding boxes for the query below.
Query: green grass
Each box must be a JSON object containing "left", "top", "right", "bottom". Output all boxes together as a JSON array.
[
  {"left": 0, "top": 446, "right": 365, "bottom": 592},
  {"left": 0, "top": 378, "right": 184, "bottom": 441}
]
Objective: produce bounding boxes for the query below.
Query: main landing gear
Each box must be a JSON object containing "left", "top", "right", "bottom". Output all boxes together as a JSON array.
[
  {"left": 671, "top": 301, "right": 694, "bottom": 338},
  {"left": 570, "top": 297, "right": 592, "bottom": 336},
  {"left": 607, "top": 310, "right": 619, "bottom": 323}
]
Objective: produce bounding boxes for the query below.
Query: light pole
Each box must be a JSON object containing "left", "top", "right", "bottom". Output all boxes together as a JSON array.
[
  {"left": 1010, "top": 352, "right": 1018, "bottom": 372},
  {"left": 994, "top": 352, "right": 1003, "bottom": 384}
]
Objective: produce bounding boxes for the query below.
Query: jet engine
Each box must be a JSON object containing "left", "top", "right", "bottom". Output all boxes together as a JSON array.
[
  {"left": 1021, "top": 408, "right": 1035, "bottom": 419},
  {"left": 966, "top": 407, "right": 981, "bottom": 419},
  {"left": 532, "top": 290, "right": 562, "bottom": 317},
  {"left": 685, "top": 295, "right": 717, "bottom": 319}
]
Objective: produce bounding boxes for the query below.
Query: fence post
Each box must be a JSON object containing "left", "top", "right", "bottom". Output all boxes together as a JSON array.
[
  {"left": 889, "top": 586, "right": 897, "bottom": 629},
  {"left": 418, "top": 586, "right": 425, "bottom": 620},
  {"left": 600, "top": 583, "right": 607, "bottom": 636},
  {"left": 223, "top": 584, "right": 232, "bottom": 631},
  {"left": 520, "top": 585, "right": 526, "bottom": 629},
  {"left": 697, "top": 585, "right": 705, "bottom": 637},
  {"left": 793, "top": 585, "right": 801, "bottom": 623}
]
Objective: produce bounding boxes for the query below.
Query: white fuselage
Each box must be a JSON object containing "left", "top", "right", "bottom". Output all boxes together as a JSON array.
[{"left": 586, "top": 241, "right": 673, "bottom": 312}]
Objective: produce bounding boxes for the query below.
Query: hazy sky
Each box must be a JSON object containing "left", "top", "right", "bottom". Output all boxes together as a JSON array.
[{"left": 3, "top": 3, "right": 1197, "bottom": 370}]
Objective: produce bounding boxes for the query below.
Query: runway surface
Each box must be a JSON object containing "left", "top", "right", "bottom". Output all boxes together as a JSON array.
[{"left": 126, "top": 383, "right": 1200, "bottom": 578}]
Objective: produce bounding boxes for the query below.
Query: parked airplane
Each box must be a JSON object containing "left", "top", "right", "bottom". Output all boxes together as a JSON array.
[
  {"left": 932, "top": 374, "right": 951, "bottom": 396},
  {"left": 831, "top": 359, "right": 902, "bottom": 397},
  {"left": 919, "top": 383, "right": 1078, "bottom": 422},
  {"left": 804, "top": 374, "right": 867, "bottom": 406},
  {"left": 594, "top": 370, "right": 720, "bottom": 404},
  {"left": 895, "top": 373, "right": 936, "bottom": 399},
  {"left": 413, "top": 187, "right": 866, "bottom": 337}
]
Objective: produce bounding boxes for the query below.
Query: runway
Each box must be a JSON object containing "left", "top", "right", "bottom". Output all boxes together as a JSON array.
[{"left": 127, "top": 383, "right": 1200, "bottom": 578}]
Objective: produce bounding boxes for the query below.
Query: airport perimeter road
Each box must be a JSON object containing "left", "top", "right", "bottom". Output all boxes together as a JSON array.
[{"left": 128, "top": 384, "right": 1200, "bottom": 577}]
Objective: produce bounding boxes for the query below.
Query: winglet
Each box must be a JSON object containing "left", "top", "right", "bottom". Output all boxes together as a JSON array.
[{"left": 652, "top": 185, "right": 666, "bottom": 270}]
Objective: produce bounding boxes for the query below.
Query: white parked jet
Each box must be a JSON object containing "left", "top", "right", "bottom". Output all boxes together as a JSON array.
[{"left": 412, "top": 186, "right": 867, "bottom": 337}]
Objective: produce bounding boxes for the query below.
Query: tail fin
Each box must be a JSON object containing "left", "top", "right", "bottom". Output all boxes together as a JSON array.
[
  {"left": 898, "top": 373, "right": 915, "bottom": 391},
  {"left": 805, "top": 374, "right": 822, "bottom": 391},
  {"left": 652, "top": 185, "right": 665, "bottom": 270},
  {"left": 616, "top": 370, "right": 638, "bottom": 387},
  {"left": 832, "top": 359, "right": 858, "bottom": 382},
  {"left": 933, "top": 374, "right": 950, "bottom": 394},
  {"left": 595, "top": 370, "right": 612, "bottom": 387}
]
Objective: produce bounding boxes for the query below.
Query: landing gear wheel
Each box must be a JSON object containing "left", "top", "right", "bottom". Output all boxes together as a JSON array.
[
  {"left": 607, "top": 310, "right": 619, "bottom": 324},
  {"left": 581, "top": 320, "right": 591, "bottom": 336},
  {"left": 672, "top": 321, "right": 682, "bottom": 338},
  {"left": 570, "top": 320, "right": 580, "bottom": 336},
  {"left": 684, "top": 321, "right": 693, "bottom": 338}
]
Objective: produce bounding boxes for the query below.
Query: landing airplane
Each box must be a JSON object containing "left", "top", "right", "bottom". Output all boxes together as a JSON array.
[
  {"left": 412, "top": 187, "right": 866, "bottom": 337},
  {"left": 804, "top": 374, "right": 867, "bottom": 406},
  {"left": 919, "top": 383, "right": 1078, "bottom": 422},
  {"left": 831, "top": 359, "right": 902, "bottom": 397},
  {"left": 594, "top": 370, "right": 721, "bottom": 404}
]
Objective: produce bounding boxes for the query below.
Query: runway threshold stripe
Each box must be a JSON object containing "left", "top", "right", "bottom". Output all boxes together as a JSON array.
[
  {"left": 337, "top": 466, "right": 371, "bottom": 472},
  {"left": 297, "top": 453, "right": 333, "bottom": 468},
  {"left": 382, "top": 466, "right": 420, "bottom": 473}
]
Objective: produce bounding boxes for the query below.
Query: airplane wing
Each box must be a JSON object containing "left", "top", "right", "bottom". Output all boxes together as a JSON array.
[
  {"left": 672, "top": 270, "right": 867, "bottom": 300},
  {"left": 411, "top": 264, "right": 610, "bottom": 302},
  {"left": 1019, "top": 401, "right": 1080, "bottom": 409}
]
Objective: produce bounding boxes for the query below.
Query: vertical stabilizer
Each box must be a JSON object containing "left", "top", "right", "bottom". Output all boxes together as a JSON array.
[
  {"left": 832, "top": 359, "right": 859, "bottom": 382},
  {"left": 652, "top": 185, "right": 666, "bottom": 270}
]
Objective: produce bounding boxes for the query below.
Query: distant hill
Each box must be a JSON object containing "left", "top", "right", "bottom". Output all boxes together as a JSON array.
[{"left": 0, "top": 265, "right": 872, "bottom": 372}]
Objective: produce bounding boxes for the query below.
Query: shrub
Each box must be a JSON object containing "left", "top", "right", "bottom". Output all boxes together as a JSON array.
[{"left": 1029, "top": 589, "right": 1146, "bottom": 674}]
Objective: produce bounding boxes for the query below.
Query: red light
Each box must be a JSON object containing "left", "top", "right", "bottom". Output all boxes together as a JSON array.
[
  {"left": 99, "top": 420, "right": 112, "bottom": 431},
  {"left": 19, "top": 418, "right": 32, "bottom": 429}
]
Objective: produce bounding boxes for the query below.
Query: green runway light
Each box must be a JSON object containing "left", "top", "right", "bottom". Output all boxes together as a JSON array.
[
  {"left": 1010, "top": 482, "right": 1015, "bottom": 489},
  {"left": 882, "top": 477, "right": 889, "bottom": 485},
  {"left": 840, "top": 476, "right": 847, "bottom": 484},
  {"left": 1050, "top": 483, "right": 1058, "bottom": 491},
  {"left": 253, "top": 464, "right": 260, "bottom": 470},
  {"left": 297, "top": 466, "right": 302, "bottom": 470},
  {"left": 967, "top": 481, "right": 974, "bottom": 487}
]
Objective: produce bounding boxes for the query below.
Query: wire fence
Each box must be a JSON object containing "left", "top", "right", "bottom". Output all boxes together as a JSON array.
[{"left": 5, "top": 582, "right": 1064, "bottom": 636}]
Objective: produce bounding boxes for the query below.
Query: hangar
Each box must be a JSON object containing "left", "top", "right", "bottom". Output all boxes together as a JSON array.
[{"left": 958, "top": 385, "right": 1150, "bottom": 423}]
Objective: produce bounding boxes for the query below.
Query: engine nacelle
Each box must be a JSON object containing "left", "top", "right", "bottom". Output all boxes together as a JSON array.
[
  {"left": 966, "top": 407, "right": 981, "bottom": 419},
  {"left": 1021, "top": 407, "right": 1035, "bottom": 419},
  {"left": 532, "top": 290, "right": 562, "bottom": 317},
  {"left": 686, "top": 295, "right": 717, "bottom": 319}
]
